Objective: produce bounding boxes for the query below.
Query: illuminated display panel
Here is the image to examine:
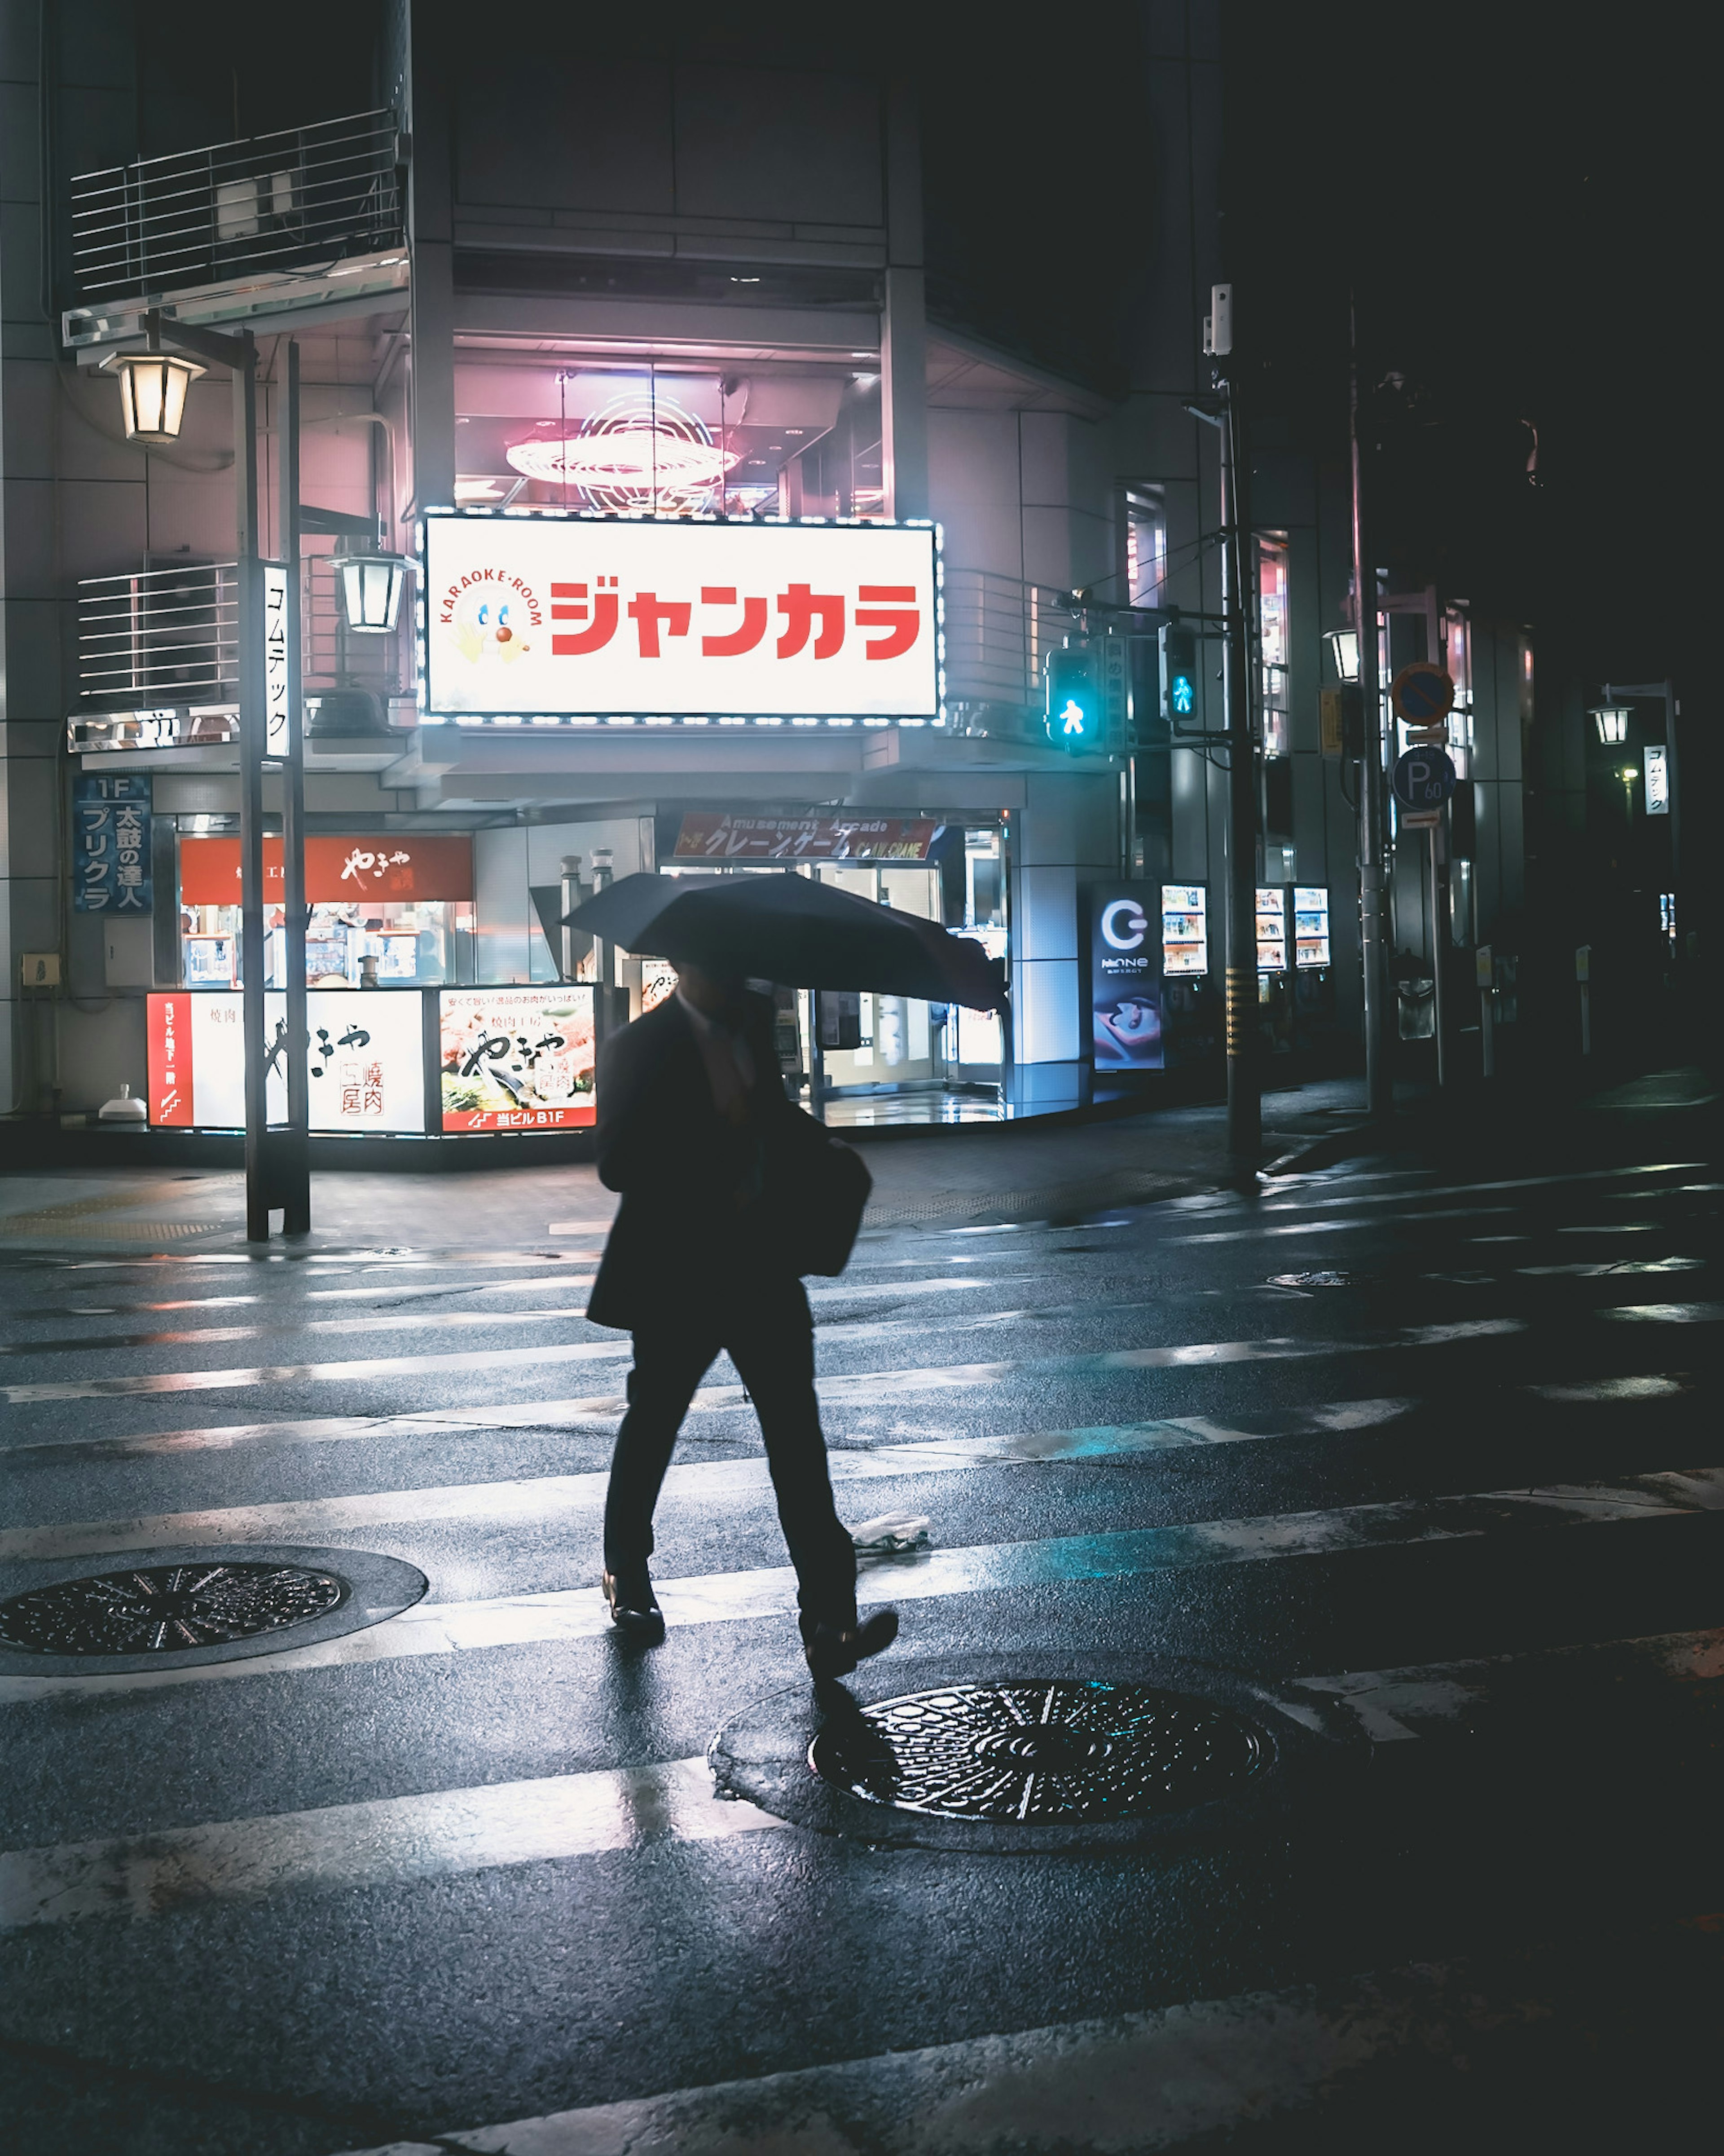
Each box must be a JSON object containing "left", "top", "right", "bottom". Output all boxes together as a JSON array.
[
  {"left": 439, "top": 988, "right": 596, "bottom": 1131},
  {"left": 1293, "top": 886, "right": 1331, "bottom": 968},
  {"left": 1255, "top": 886, "right": 1288, "bottom": 973},
  {"left": 420, "top": 511, "right": 940, "bottom": 721},
  {"left": 1161, "top": 884, "right": 1208, "bottom": 976},
  {"left": 147, "top": 990, "right": 427, "bottom": 1133}
]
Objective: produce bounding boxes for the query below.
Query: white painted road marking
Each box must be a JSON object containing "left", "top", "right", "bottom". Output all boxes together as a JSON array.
[
  {"left": 0, "top": 1315, "right": 1532, "bottom": 1408},
  {"left": 0, "top": 1756, "right": 784, "bottom": 1932},
  {"left": 4, "top": 1628, "right": 1718, "bottom": 1939},
  {"left": 4, "top": 1468, "right": 1717, "bottom": 1706}
]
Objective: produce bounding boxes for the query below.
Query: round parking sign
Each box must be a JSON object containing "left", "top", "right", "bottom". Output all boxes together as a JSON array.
[{"left": 1392, "top": 745, "right": 1457, "bottom": 811}]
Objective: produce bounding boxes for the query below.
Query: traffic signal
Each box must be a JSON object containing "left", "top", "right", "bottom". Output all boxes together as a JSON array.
[
  {"left": 1046, "top": 646, "right": 1099, "bottom": 753},
  {"left": 1159, "top": 624, "right": 1197, "bottom": 727}
]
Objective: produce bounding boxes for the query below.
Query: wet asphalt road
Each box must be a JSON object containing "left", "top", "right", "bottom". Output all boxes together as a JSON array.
[{"left": 0, "top": 1085, "right": 1720, "bottom": 2153}]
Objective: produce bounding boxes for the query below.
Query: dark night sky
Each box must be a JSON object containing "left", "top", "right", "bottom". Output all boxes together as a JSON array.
[{"left": 918, "top": 2, "right": 1702, "bottom": 722}]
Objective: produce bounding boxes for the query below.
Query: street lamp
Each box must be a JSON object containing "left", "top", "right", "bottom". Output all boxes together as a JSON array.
[
  {"left": 1620, "top": 764, "right": 1638, "bottom": 819},
  {"left": 1324, "top": 627, "right": 1360, "bottom": 684},
  {"left": 335, "top": 543, "right": 410, "bottom": 633},
  {"left": 100, "top": 338, "right": 205, "bottom": 443},
  {"left": 1592, "top": 706, "right": 1629, "bottom": 745}
]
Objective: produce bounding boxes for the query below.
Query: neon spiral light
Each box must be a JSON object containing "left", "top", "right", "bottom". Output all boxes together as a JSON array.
[{"left": 505, "top": 390, "right": 739, "bottom": 512}]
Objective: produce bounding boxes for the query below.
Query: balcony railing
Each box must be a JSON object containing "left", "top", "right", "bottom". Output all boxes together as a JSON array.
[
  {"left": 941, "top": 567, "right": 1065, "bottom": 719},
  {"left": 77, "top": 561, "right": 239, "bottom": 709},
  {"left": 69, "top": 110, "right": 402, "bottom": 303}
]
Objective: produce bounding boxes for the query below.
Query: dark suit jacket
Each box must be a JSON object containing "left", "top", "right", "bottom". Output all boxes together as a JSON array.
[{"left": 585, "top": 991, "right": 809, "bottom": 1331}]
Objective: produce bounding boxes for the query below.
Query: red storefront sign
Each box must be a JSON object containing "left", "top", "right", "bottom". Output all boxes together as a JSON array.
[
  {"left": 179, "top": 835, "right": 474, "bottom": 904},
  {"left": 673, "top": 813, "right": 940, "bottom": 862}
]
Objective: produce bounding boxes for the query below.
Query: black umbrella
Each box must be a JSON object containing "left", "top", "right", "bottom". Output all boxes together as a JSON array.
[{"left": 563, "top": 872, "right": 1007, "bottom": 1010}]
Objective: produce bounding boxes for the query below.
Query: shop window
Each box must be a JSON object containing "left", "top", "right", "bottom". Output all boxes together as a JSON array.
[
  {"left": 1123, "top": 488, "right": 1168, "bottom": 608},
  {"left": 1450, "top": 858, "right": 1474, "bottom": 947},
  {"left": 1441, "top": 610, "right": 1474, "bottom": 777},
  {"left": 1257, "top": 536, "right": 1290, "bottom": 758},
  {"left": 453, "top": 363, "right": 882, "bottom": 521},
  {"left": 176, "top": 827, "right": 476, "bottom": 988}
]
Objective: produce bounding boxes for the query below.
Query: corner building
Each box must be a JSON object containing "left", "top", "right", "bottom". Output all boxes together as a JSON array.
[{"left": 1, "top": 3, "right": 1531, "bottom": 1141}]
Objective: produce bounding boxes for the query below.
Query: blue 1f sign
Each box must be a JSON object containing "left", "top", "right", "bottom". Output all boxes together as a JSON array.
[{"left": 264, "top": 562, "right": 291, "bottom": 758}]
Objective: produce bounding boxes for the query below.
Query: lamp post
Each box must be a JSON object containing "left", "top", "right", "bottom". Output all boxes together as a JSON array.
[
  {"left": 1347, "top": 295, "right": 1392, "bottom": 1124},
  {"left": 103, "top": 312, "right": 406, "bottom": 1239},
  {"left": 1591, "top": 706, "right": 1629, "bottom": 745}
]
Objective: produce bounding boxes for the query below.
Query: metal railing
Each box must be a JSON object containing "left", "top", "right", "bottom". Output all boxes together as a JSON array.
[
  {"left": 302, "top": 552, "right": 407, "bottom": 697},
  {"left": 70, "top": 110, "right": 402, "bottom": 301},
  {"left": 941, "top": 567, "right": 1063, "bottom": 714},
  {"left": 77, "top": 561, "right": 239, "bottom": 708}
]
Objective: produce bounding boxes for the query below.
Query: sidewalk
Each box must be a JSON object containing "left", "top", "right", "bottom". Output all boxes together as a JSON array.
[
  {"left": 0, "top": 1078, "right": 1369, "bottom": 1253},
  {"left": 6, "top": 1065, "right": 1711, "bottom": 1255}
]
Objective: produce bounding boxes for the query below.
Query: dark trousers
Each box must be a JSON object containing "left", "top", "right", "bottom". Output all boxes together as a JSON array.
[{"left": 603, "top": 1273, "right": 858, "bottom": 1631}]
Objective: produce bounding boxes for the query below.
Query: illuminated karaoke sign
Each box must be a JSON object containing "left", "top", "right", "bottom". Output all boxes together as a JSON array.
[{"left": 420, "top": 511, "right": 941, "bottom": 723}]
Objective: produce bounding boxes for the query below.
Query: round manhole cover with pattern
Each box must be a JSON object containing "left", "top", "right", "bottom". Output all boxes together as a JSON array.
[
  {"left": 810, "top": 1679, "right": 1268, "bottom": 1823},
  {"left": 0, "top": 1561, "right": 347, "bottom": 1657}
]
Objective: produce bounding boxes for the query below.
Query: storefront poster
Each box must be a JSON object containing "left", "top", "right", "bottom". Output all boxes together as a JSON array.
[
  {"left": 673, "top": 812, "right": 939, "bottom": 861},
  {"left": 178, "top": 834, "right": 473, "bottom": 905},
  {"left": 1162, "top": 884, "right": 1209, "bottom": 977},
  {"left": 422, "top": 513, "right": 939, "bottom": 719},
  {"left": 1090, "top": 887, "right": 1164, "bottom": 1071},
  {"left": 146, "top": 990, "right": 427, "bottom": 1132},
  {"left": 439, "top": 988, "right": 596, "bottom": 1130},
  {"left": 74, "top": 773, "right": 151, "bottom": 914}
]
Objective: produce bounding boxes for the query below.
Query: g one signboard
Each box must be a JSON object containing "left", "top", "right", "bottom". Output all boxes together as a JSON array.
[{"left": 420, "top": 511, "right": 941, "bottom": 723}]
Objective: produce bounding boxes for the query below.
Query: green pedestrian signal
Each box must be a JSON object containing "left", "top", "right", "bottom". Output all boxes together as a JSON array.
[
  {"left": 1159, "top": 624, "right": 1198, "bottom": 727},
  {"left": 1046, "top": 647, "right": 1099, "bottom": 753}
]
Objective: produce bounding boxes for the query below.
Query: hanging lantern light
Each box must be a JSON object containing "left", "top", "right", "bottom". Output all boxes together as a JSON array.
[
  {"left": 1324, "top": 627, "right": 1360, "bottom": 684},
  {"left": 1590, "top": 706, "right": 1629, "bottom": 745},
  {"left": 336, "top": 545, "right": 410, "bottom": 633},
  {"left": 100, "top": 343, "right": 205, "bottom": 444}
]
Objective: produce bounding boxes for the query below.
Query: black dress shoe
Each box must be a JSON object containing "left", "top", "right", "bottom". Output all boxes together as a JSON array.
[
  {"left": 603, "top": 1565, "right": 665, "bottom": 1643},
  {"left": 804, "top": 1607, "right": 898, "bottom": 1681}
]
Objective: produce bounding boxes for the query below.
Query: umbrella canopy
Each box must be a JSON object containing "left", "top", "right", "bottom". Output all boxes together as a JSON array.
[{"left": 563, "top": 872, "right": 1007, "bottom": 1011}]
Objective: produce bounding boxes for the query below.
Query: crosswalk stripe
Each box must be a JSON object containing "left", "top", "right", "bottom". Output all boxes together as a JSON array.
[
  {"left": 1172, "top": 1204, "right": 1518, "bottom": 1243},
  {"left": 0, "top": 1756, "right": 785, "bottom": 1933},
  {"left": 0, "top": 1403, "right": 1435, "bottom": 1565},
  {"left": 4, "top": 1627, "right": 1719, "bottom": 1938},
  {"left": 4, "top": 1468, "right": 1716, "bottom": 1707},
  {"left": 0, "top": 1304, "right": 604, "bottom": 1360},
  {"left": 0, "top": 1338, "right": 633, "bottom": 1405},
  {"left": 320, "top": 1882, "right": 1724, "bottom": 2156},
  {"left": 1289, "top": 1626, "right": 1724, "bottom": 1742},
  {"left": 35, "top": 1273, "right": 990, "bottom": 1332},
  {"left": 0, "top": 1315, "right": 1534, "bottom": 1409}
]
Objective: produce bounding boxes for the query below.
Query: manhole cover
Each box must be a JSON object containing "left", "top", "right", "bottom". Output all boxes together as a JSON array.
[
  {"left": 1268, "top": 1270, "right": 1351, "bottom": 1288},
  {"left": 0, "top": 1561, "right": 347, "bottom": 1656},
  {"left": 810, "top": 1679, "right": 1268, "bottom": 1823}
]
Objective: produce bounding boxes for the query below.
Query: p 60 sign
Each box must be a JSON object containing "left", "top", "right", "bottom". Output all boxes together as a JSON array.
[{"left": 421, "top": 511, "right": 941, "bottom": 721}]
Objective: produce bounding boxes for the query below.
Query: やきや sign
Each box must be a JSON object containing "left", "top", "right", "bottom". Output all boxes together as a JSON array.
[{"left": 422, "top": 512, "right": 939, "bottom": 720}]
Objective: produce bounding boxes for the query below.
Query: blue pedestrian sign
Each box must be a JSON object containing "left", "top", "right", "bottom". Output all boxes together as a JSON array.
[{"left": 1392, "top": 745, "right": 1457, "bottom": 812}]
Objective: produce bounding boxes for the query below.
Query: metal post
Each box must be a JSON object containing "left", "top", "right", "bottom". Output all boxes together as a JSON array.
[
  {"left": 234, "top": 333, "right": 272, "bottom": 1242},
  {"left": 1219, "top": 381, "right": 1260, "bottom": 1166},
  {"left": 1477, "top": 944, "right": 1495, "bottom": 1079},
  {"left": 1428, "top": 824, "right": 1447, "bottom": 1087},
  {"left": 278, "top": 342, "right": 311, "bottom": 1234},
  {"left": 1350, "top": 295, "right": 1392, "bottom": 1122}
]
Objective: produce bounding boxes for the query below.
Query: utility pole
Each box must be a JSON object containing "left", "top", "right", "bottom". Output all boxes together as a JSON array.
[
  {"left": 1349, "top": 295, "right": 1392, "bottom": 1122},
  {"left": 233, "top": 329, "right": 272, "bottom": 1243},
  {"left": 1211, "top": 286, "right": 1261, "bottom": 1167},
  {"left": 278, "top": 343, "right": 311, "bottom": 1234}
]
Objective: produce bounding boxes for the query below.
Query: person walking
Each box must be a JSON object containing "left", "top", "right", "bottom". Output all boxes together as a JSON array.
[{"left": 586, "top": 959, "right": 897, "bottom": 1681}]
